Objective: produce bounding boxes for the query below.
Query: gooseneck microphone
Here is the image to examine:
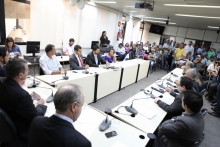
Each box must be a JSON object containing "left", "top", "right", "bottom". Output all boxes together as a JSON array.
[
  {"left": 125, "top": 98, "right": 151, "bottom": 115},
  {"left": 166, "top": 82, "right": 177, "bottom": 88},
  {"left": 141, "top": 88, "right": 156, "bottom": 99},
  {"left": 99, "top": 109, "right": 112, "bottom": 131},
  {"left": 157, "top": 79, "right": 165, "bottom": 89},
  {"left": 166, "top": 74, "right": 173, "bottom": 83},
  {"left": 114, "top": 106, "right": 136, "bottom": 117},
  {"left": 28, "top": 86, "right": 54, "bottom": 103},
  {"left": 172, "top": 72, "right": 178, "bottom": 77},
  {"left": 61, "top": 55, "right": 69, "bottom": 80},
  {"left": 28, "top": 58, "right": 39, "bottom": 88}
]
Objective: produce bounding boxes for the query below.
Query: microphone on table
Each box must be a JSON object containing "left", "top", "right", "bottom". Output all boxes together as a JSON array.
[
  {"left": 125, "top": 98, "right": 151, "bottom": 115},
  {"left": 151, "top": 87, "right": 165, "bottom": 94},
  {"left": 157, "top": 79, "right": 165, "bottom": 89},
  {"left": 140, "top": 88, "right": 156, "bottom": 99},
  {"left": 172, "top": 72, "right": 178, "bottom": 77},
  {"left": 99, "top": 109, "right": 112, "bottom": 131},
  {"left": 61, "top": 55, "right": 69, "bottom": 80},
  {"left": 166, "top": 82, "right": 177, "bottom": 88},
  {"left": 114, "top": 106, "right": 136, "bottom": 117},
  {"left": 28, "top": 86, "right": 54, "bottom": 103},
  {"left": 82, "top": 60, "right": 90, "bottom": 74},
  {"left": 28, "top": 58, "right": 40, "bottom": 88},
  {"left": 166, "top": 74, "right": 173, "bottom": 83}
]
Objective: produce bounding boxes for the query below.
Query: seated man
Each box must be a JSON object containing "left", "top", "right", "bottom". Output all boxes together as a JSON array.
[
  {"left": 135, "top": 45, "right": 145, "bottom": 59},
  {"left": 185, "top": 68, "right": 200, "bottom": 92},
  {"left": 175, "top": 54, "right": 188, "bottom": 68},
  {"left": 62, "top": 38, "right": 75, "bottom": 56},
  {"left": 193, "top": 55, "right": 206, "bottom": 73},
  {"left": 0, "top": 47, "right": 10, "bottom": 77},
  {"left": 40, "top": 44, "right": 65, "bottom": 75},
  {"left": 69, "top": 45, "right": 89, "bottom": 70},
  {"left": 148, "top": 48, "right": 157, "bottom": 71},
  {"left": 86, "top": 45, "right": 106, "bottom": 67},
  {"left": 154, "top": 76, "right": 193, "bottom": 120},
  {"left": 0, "top": 58, "right": 47, "bottom": 147},
  {"left": 29, "top": 84, "right": 91, "bottom": 147},
  {"left": 154, "top": 90, "right": 204, "bottom": 147}
]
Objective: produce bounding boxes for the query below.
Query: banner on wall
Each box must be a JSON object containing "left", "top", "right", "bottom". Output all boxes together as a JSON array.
[{"left": 117, "top": 21, "right": 123, "bottom": 42}]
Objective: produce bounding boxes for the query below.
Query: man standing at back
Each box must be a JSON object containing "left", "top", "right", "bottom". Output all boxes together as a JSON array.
[
  {"left": 0, "top": 58, "right": 47, "bottom": 147},
  {"left": 184, "top": 41, "right": 194, "bottom": 56},
  {"left": 62, "top": 38, "right": 75, "bottom": 56},
  {"left": 29, "top": 84, "right": 91, "bottom": 147},
  {"left": 0, "top": 47, "right": 10, "bottom": 77}
]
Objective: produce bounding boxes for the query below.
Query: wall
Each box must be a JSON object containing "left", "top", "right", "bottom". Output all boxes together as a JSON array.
[{"left": 147, "top": 33, "right": 161, "bottom": 45}]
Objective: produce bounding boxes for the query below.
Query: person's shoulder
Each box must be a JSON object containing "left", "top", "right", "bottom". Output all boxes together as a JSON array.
[{"left": 70, "top": 130, "right": 91, "bottom": 146}]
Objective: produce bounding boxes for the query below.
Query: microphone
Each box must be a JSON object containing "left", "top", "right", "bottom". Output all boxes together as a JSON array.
[
  {"left": 82, "top": 60, "right": 89, "bottom": 74},
  {"left": 166, "top": 74, "right": 173, "bottom": 83},
  {"left": 28, "top": 58, "right": 39, "bottom": 88},
  {"left": 99, "top": 109, "right": 112, "bottom": 131},
  {"left": 172, "top": 72, "right": 178, "bottom": 77},
  {"left": 61, "top": 55, "right": 69, "bottom": 80},
  {"left": 114, "top": 106, "right": 136, "bottom": 117},
  {"left": 141, "top": 88, "right": 156, "bottom": 99},
  {"left": 151, "top": 87, "right": 165, "bottom": 94},
  {"left": 125, "top": 98, "right": 151, "bottom": 115},
  {"left": 157, "top": 79, "right": 165, "bottom": 89},
  {"left": 28, "top": 86, "right": 54, "bottom": 103},
  {"left": 166, "top": 82, "right": 177, "bottom": 88}
]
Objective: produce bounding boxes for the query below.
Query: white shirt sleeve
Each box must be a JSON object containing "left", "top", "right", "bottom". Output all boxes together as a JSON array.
[{"left": 40, "top": 56, "right": 52, "bottom": 75}]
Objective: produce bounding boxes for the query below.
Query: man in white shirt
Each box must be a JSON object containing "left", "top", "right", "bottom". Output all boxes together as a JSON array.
[
  {"left": 184, "top": 41, "right": 194, "bottom": 56},
  {"left": 62, "top": 38, "right": 75, "bottom": 56},
  {"left": 40, "top": 44, "right": 64, "bottom": 75}
]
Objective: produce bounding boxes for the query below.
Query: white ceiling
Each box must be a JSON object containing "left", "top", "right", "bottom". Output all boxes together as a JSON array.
[{"left": 92, "top": 0, "right": 220, "bottom": 30}]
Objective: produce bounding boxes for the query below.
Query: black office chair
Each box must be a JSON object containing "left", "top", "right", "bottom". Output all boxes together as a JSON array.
[
  {"left": 55, "top": 52, "right": 62, "bottom": 56},
  {"left": 0, "top": 108, "right": 17, "bottom": 146},
  {"left": 129, "top": 51, "right": 135, "bottom": 60}
]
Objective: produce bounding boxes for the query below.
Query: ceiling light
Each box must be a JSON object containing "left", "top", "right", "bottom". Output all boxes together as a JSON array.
[
  {"left": 94, "top": 1, "right": 116, "bottom": 3},
  {"left": 145, "top": 20, "right": 176, "bottom": 24},
  {"left": 165, "top": 4, "right": 220, "bottom": 8},
  {"left": 129, "top": 11, "right": 137, "bottom": 12},
  {"left": 144, "top": 17, "right": 168, "bottom": 20},
  {"left": 175, "top": 14, "right": 220, "bottom": 19},
  {"left": 208, "top": 26, "right": 220, "bottom": 29},
  {"left": 125, "top": 6, "right": 134, "bottom": 7}
]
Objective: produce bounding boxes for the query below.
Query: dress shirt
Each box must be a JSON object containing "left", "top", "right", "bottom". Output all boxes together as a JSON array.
[
  {"left": 116, "top": 47, "right": 125, "bottom": 54},
  {"left": 63, "top": 44, "right": 74, "bottom": 55},
  {"left": 184, "top": 45, "right": 194, "bottom": 55},
  {"left": 54, "top": 113, "right": 73, "bottom": 124},
  {"left": 94, "top": 54, "right": 98, "bottom": 65},
  {"left": 40, "top": 54, "right": 62, "bottom": 75},
  {"left": 8, "top": 46, "right": 22, "bottom": 58},
  {"left": 135, "top": 49, "right": 145, "bottom": 58},
  {"left": 74, "top": 53, "right": 82, "bottom": 67},
  {"left": 197, "top": 48, "right": 203, "bottom": 54}
]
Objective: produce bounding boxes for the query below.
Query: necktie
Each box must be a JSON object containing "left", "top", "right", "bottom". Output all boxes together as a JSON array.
[{"left": 78, "top": 55, "right": 84, "bottom": 67}]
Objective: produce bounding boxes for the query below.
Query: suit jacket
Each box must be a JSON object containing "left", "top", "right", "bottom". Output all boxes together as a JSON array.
[
  {"left": 157, "top": 93, "right": 185, "bottom": 120},
  {"left": 0, "top": 77, "right": 47, "bottom": 147},
  {"left": 0, "top": 65, "right": 6, "bottom": 77},
  {"left": 86, "top": 52, "right": 106, "bottom": 67},
  {"left": 154, "top": 112, "right": 205, "bottom": 147},
  {"left": 69, "top": 53, "right": 85, "bottom": 70},
  {"left": 29, "top": 115, "right": 92, "bottom": 147},
  {"left": 193, "top": 80, "right": 200, "bottom": 92}
]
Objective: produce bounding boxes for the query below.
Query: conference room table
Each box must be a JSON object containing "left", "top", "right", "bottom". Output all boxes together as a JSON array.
[
  {"left": 111, "top": 68, "right": 183, "bottom": 134},
  {"left": 22, "top": 78, "right": 149, "bottom": 147}
]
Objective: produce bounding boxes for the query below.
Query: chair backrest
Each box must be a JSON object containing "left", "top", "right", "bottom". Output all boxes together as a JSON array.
[
  {"left": 129, "top": 51, "right": 135, "bottom": 59},
  {"left": 0, "top": 108, "right": 17, "bottom": 143},
  {"left": 55, "top": 52, "right": 62, "bottom": 56},
  {"left": 39, "top": 66, "right": 44, "bottom": 75}
]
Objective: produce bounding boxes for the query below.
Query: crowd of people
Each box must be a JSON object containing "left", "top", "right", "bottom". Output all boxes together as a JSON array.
[{"left": 0, "top": 35, "right": 220, "bottom": 147}]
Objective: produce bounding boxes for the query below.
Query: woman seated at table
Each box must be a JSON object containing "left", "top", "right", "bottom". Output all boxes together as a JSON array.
[
  {"left": 104, "top": 49, "right": 116, "bottom": 63},
  {"left": 149, "top": 49, "right": 156, "bottom": 71},
  {"left": 116, "top": 43, "right": 126, "bottom": 61},
  {"left": 5, "top": 37, "right": 22, "bottom": 58}
]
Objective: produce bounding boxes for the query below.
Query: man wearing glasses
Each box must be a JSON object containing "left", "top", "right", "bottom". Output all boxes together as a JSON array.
[
  {"left": 154, "top": 76, "right": 193, "bottom": 120},
  {"left": 28, "top": 84, "right": 91, "bottom": 147}
]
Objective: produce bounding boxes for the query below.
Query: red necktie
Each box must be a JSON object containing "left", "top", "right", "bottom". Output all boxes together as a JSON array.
[{"left": 78, "top": 55, "right": 84, "bottom": 67}]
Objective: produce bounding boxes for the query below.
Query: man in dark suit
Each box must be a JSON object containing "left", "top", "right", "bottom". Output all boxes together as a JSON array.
[
  {"left": 86, "top": 45, "right": 106, "bottom": 67},
  {"left": 0, "top": 58, "right": 47, "bottom": 147},
  {"left": 154, "top": 76, "right": 193, "bottom": 120},
  {"left": 0, "top": 47, "right": 10, "bottom": 77},
  {"left": 154, "top": 90, "right": 204, "bottom": 147},
  {"left": 29, "top": 84, "right": 91, "bottom": 147},
  {"left": 185, "top": 68, "right": 200, "bottom": 92},
  {"left": 69, "top": 45, "right": 89, "bottom": 70}
]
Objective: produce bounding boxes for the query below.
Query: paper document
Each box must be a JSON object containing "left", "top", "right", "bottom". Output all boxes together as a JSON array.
[
  {"left": 136, "top": 106, "right": 156, "bottom": 119},
  {"left": 111, "top": 141, "right": 129, "bottom": 147}
]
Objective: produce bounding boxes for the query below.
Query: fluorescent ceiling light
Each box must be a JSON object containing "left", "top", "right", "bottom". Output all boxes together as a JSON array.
[
  {"left": 125, "top": 6, "right": 134, "bottom": 7},
  {"left": 129, "top": 11, "right": 137, "bottom": 12},
  {"left": 94, "top": 1, "right": 116, "bottom": 3},
  {"left": 144, "top": 17, "right": 168, "bottom": 20},
  {"left": 164, "top": 4, "right": 220, "bottom": 8},
  {"left": 175, "top": 14, "right": 220, "bottom": 19},
  {"left": 208, "top": 26, "right": 219, "bottom": 29},
  {"left": 145, "top": 20, "right": 176, "bottom": 25}
]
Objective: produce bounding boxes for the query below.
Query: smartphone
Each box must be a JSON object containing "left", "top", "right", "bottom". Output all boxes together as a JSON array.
[
  {"left": 31, "top": 91, "right": 41, "bottom": 100},
  {"left": 105, "top": 131, "right": 117, "bottom": 138}
]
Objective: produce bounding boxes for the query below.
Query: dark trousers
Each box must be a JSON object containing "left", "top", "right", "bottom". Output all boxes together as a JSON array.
[
  {"left": 216, "top": 83, "right": 220, "bottom": 113},
  {"left": 207, "top": 82, "right": 217, "bottom": 100}
]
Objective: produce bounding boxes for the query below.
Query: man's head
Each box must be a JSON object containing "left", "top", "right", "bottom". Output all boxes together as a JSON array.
[
  {"left": 177, "top": 76, "right": 193, "bottom": 93},
  {"left": 6, "top": 58, "right": 28, "bottom": 84},
  {"left": 210, "top": 56, "right": 215, "bottom": 62},
  {"left": 189, "top": 41, "right": 193, "bottom": 46},
  {"left": 118, "top": 43, "right": 123, "bottom": 48},
  {"left": 151, "top": 48, "right": 155, "bottom": 54},
  {"left": 180, "top": 43, "right": 184, "bottom": 49},
  {"left": 74, "top": 45, "right": 82, "bottom": 55},
  {"left": 182, "top": 54, "right": 186, "bottom": 59},
  {"left": 54, "top": 84, "right": 84, "bottom": 121},
  {"left": 138, "top": 45, "right": 143, "bottom": 50},
  {"left": 45, "top": 44, "right": 56, "bottom": 58},
  {"left": 210, "top": 48, "right": 214, "bottom": 52},
  {"left": 92, "top": 45, "right": 100, "bottom": 55},
  {"left": 0, "top": 47, "right": 10, "bottom": 64},
  {"left": 196, "top": 55, "right": 202, "bottom": 62},
  {"left": 185, "top": 68, "right": 197, "bottom": 80},
  {"left": 182, "top": 90, "right": 203, "bottom": 113},
  {"left": 185, "top": 61, "right": 194, "bottom": 70},
  {"left": 175, "top": 43, "right": 180, "bottom": 48},
  {"left": 69, "top": 38, "right": 75, "bottom": 46}
]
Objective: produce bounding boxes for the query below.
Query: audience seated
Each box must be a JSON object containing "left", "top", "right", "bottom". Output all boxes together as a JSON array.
[
  {"left": 104, "top": 48, "right": 116, "bottom": 63},
  {"left": 115, "top": 43, "right": 126, "bottom": 61},
  {"left": 124, "top": 43, "right": 130, "bottom": 54},
  {"left": 62, "top": 38, "right": 75, "bottom": 56},
  {"left": 0, "top": 58, "right": 47, "bottom": 147},
  {"left": 182, "top": 61, "right": 194, "bottom": 74},
  {"left": 185, "top": 68, "right": 200, "bottom": 92},
  {"left": 86, "top": 45, "right": 106, "bottom": 67},
  {"left": 154, "top": 90, "right": 204, "bottom": 147},
  {"left": 69, "top": 45, "right": 89, "bottom": 70},
  {"left": 135, "top": 45, "right": 145, "bottom": 59},
  {"left": 175, "top": 54, "right": 188, "bottom": 68},
  {"left": 193, "top": 55, "right": 206, "bottom": 73},
  {"left": 5, "top": 37, "right": 22, "bottom": 58},
  {"left": 40, "top": 44, "right": 65, "bottom": 75},
  {"left": 154, "top": 76, "right": 193, "bottom": 120},
  {"left": 28, "top": 84, "right": 91, "bottom": 147},
  {"left": 0, "top": 47, "right": 9, "bottom": 77},
  {"left": 149, "top": 49, "right": 157, "bottom": 71}
]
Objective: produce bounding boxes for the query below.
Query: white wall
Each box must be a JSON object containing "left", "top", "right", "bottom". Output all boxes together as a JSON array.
[{"left": 147, "top": 33, "right": 161, "bottom": 45}]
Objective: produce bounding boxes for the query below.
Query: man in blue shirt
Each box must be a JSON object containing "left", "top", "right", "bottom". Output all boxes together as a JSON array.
[
  {"left": 135, "top": 45, "right": 145, "bottom": 58},
  {"left": 0, "top": 47, "right": 10, "bottom": 77}
]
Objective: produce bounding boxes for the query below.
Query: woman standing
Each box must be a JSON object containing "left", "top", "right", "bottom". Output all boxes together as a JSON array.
[
  {"left": 5, "top": 37, "right": 21, "bottom": 58},
  {"left": 100, "top": 31, "right": 110, "bottom": 45}
]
